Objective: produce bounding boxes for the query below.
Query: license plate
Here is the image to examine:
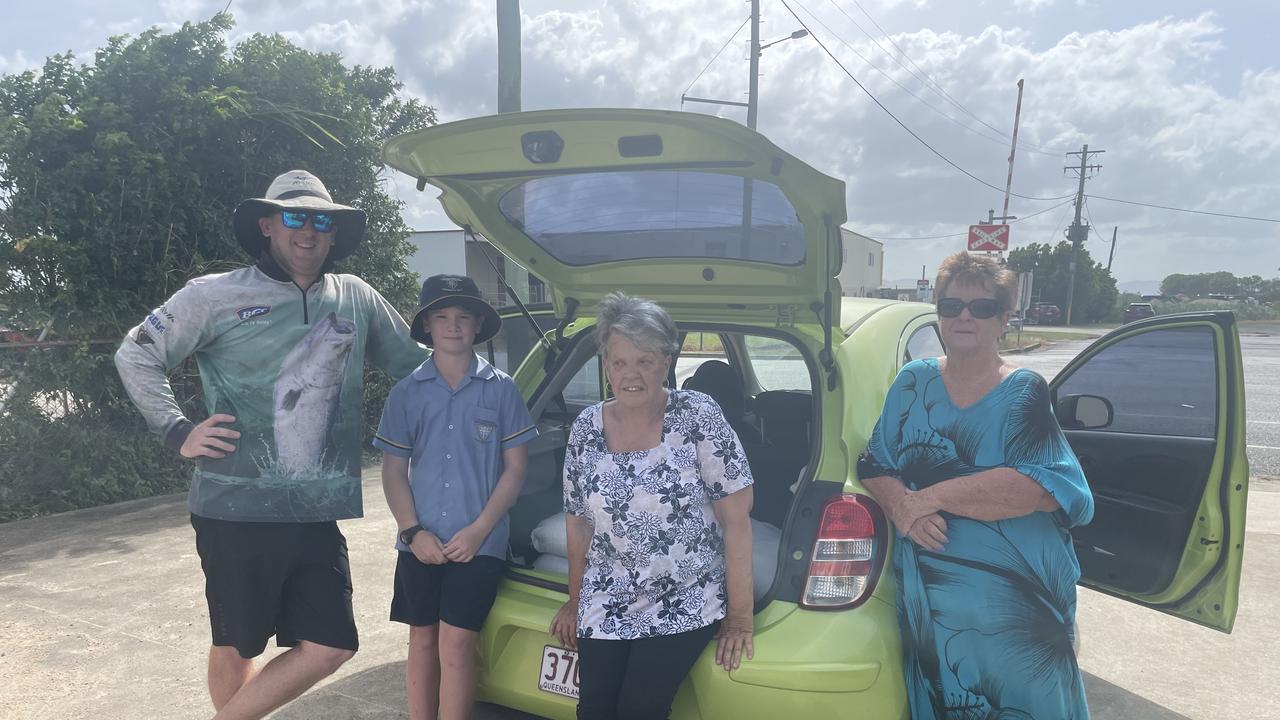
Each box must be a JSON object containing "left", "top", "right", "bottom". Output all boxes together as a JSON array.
[{"left": 537, "top": 645, "right": 580, "bottom": 699}]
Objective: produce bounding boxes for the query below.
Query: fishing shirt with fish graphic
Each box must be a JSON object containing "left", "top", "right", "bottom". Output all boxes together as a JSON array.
[
  {"left": 862, "top": 359, "right": 1094, "bottom": 720},
  {"left": 116, "top": 262, "right": 426, "bottom": 522}
]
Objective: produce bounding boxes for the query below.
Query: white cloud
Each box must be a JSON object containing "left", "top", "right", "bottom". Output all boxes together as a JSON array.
[
  {"left": 0, "top": 50, "right": 37, "bottom": 75},
  {"left": 1013, "top": 0, "right": 1056, "bottom": 12},
  {"left": 3, "top": 0, "right": 1277, "bottom": 282}
]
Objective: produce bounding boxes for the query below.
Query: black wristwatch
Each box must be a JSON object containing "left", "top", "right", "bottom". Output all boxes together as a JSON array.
[{"left": 399, "top": 524, "right": 425, "bottom": 546}]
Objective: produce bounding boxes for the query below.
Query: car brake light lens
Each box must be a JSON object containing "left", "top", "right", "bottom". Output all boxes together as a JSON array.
[{"left": 802, "top": 494, "right": 884, "bottom": 609}]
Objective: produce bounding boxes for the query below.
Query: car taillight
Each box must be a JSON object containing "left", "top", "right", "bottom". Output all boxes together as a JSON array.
[{"left": 801, "top": 493, "right": 884, "bottom": 609}]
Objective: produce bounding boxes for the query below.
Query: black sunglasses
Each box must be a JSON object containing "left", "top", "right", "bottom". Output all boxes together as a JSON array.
[{"left": 937, "top": 297, "right": 1003, "bottom": 319}]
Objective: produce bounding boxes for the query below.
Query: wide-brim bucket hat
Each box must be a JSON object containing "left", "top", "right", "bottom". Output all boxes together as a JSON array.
[
  {"left": 410, "top": 274, "right": 502, "bottom": 346},
  {"left": 232, "top": 170, "right": 367, "bottom": 261}
]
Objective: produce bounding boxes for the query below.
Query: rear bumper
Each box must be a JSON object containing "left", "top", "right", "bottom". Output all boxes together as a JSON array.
[{"left": 476, "top": 574, "right": 909, "bottom": 720}]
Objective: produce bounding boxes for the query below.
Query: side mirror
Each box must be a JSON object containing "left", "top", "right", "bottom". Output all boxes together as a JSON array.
[{"left": 1056, "top": 393, "right": 1114, "bottom": 430}]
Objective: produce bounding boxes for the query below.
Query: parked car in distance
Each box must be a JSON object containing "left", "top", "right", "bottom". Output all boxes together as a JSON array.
[
  {"left": 1124, "top": 302, "right": 1157, "bottom": 323},
  {"left": 1027, "top": 302, "right": 1062, "bottom": 325},
  {"left": 382, "top": 108, "right": 1250, "bottom": 720}
]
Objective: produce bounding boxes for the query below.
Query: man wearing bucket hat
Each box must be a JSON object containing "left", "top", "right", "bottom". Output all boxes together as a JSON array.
[
  {"left": 374, "top": 274, "right": 537, "bottom": 720},
  {"left": 116, "top": 170, "right": 427, "bottom": 719}
]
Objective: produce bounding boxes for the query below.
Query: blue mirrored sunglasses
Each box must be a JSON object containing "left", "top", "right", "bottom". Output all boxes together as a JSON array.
[{"left": 280, "top": 210, "right": 337, "bottom": 233}]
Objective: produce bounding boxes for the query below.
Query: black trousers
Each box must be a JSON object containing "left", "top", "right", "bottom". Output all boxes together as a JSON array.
[{"left": 575, "top": 621, "right": 720, "bottom": 720}]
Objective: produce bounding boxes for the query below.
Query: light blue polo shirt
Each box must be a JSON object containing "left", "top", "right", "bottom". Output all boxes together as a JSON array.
[{"left": 374, "top": 353, "right": 537, "bottom": 559}]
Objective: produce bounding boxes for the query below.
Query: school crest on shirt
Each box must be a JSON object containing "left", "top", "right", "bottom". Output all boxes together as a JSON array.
[{"left": 475, "top": 420, "right": 496, "bottom": 442}]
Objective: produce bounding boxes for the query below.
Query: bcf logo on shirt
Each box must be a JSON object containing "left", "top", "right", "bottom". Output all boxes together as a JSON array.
[{"left": 475, "top": 420, "right": 496, "bottom": 442}]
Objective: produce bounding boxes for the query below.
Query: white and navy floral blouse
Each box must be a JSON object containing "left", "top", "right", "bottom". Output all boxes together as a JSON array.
[{"left": 563, "top": 389, "right": 754, "bottom": 640}]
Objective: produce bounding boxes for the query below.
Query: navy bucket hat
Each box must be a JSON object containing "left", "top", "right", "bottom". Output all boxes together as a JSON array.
[{"left": 410, "top": 274, "right": 502, "bottom": 346}]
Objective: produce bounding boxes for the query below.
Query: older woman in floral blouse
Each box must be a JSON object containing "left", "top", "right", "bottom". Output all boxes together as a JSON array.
[{"left": 549, "top": 291, "right": 755, "bottom": 720}]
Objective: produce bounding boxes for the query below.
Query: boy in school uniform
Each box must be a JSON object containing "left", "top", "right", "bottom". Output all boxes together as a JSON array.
[{"left": 374, "top": 274, "right": 538, "bottom": 720}]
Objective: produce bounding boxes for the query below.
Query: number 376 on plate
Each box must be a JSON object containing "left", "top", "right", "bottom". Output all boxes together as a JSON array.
[{"left": 538, "top": 645, "right": 580, "bottom": 699}]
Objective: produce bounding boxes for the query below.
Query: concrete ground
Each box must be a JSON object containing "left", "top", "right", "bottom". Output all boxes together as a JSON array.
[
  {"left": 4, "top": 322, "right": 1276, "bottom": 719},
  {"left": 0, "top": 475, "right": 529, "bottom": 720},
  {"left": 1, "top": 474, "right": 1277, "bottom": 720}
]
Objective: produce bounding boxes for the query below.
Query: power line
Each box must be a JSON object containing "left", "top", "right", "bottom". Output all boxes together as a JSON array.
[
  {"left": 870, "top": 197, "right": 1075, "bottom": 241},
  {"left": 826, "top": 0, "right": 1065, "bottom": 156},
  {"left": 842, "top": 0, "right": 1066, "bottom": 155},
  {"left": 869, "top": 230, "right": 968, "bottom": 241},
  {"left": 820, "top": 3, "right": 1280, "bottom": 226},
  {"left": 1047, "top": 200, "right": 1075, "bottom": 244},
  {"left": 781, "top": 0, "right": 1075, "bottom": 203},
  {"left": 1017, "top": 197, "right": 1077, "bottom": 223},
  {"left": 681, "top": 16, "right": 751, "bottom": 99},
  {"left": 774, "top": 2, "right": 1280, "bottom": 233},
  {"left": 798, "top": 3, "right": 1042, "bottom": 156},
  {"left": 1084, "top": 194, "right": 1280, "bottom": 223}
]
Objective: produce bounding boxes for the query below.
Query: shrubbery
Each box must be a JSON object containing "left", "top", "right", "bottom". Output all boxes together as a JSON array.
[
  {"left": 1152, "top": 300, "right": 1280, "bottom": 322},
  {"left": 0, "top": 15, "right": 435, "bottom": 519}
]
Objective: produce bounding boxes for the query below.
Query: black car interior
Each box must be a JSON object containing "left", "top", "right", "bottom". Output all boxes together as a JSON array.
[{"left": 507, "top": 327, "right": 816, "bottom": 565}]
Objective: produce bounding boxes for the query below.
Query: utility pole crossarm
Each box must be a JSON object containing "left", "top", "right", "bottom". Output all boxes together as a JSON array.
[{"left": 680, "top": 94, "right": 750, "bottom": 108}]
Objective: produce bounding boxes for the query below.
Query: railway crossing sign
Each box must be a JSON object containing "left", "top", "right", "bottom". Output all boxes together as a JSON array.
[{"left": 968, "top": 224, "right": 1010, "bottom": 252}]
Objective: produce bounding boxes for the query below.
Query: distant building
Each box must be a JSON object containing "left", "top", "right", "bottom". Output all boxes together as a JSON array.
[
  {"left": 837, "top": 228, "right": 884, "bottom": 297},
  {"left": 406, "top": 229, "right": 547, "bottom": 307}
]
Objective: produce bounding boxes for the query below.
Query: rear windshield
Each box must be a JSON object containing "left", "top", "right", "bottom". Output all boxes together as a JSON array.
[{"left": 497, "top": 171, "right": 805, "bottom": 266}]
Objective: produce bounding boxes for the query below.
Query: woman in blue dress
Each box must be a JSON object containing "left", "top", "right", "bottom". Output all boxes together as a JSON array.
[{"left": 859, "top": 252, "right": 1094, "bottom": 720}]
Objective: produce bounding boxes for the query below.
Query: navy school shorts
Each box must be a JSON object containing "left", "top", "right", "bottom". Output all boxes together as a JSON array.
[{"left": 390, "top": 551, "right": 506, "bottom": 631}]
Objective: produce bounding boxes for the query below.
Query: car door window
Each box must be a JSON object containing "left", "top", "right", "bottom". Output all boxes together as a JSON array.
[
  {"left": 743, "top": 335, "right": 809, "bottom": 392},
  {"left": 1056, "top": 326, "right": 1217, "bottom": 437},
  {"left": 675, "top": 332, "right": 729, "bottom": 389},
  {"left": 485, "top": 309, "right": 558, "bottom": 376},
  {"left": 904, "top": 324, "right": 944, "bottom": 364},
  {"left": 563, "top": 356, "right": 603, "bottom": 407}
]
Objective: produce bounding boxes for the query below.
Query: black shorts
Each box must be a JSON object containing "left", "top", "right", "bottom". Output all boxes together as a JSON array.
[
  {"left": 190, "top": 514, "right": 358, "bottom": 659},
  {"left": 390, "top": 552, "right": 506, "bottom": 631}
]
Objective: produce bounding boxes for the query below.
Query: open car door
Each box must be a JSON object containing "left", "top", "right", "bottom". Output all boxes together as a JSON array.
[{"left": 1051, "top": 312, "right": 1248, "bottom": 632}]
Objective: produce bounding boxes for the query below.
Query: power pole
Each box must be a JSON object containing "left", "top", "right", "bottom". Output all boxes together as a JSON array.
[
  {"left": 746, "top": 0, "right": 760, "bottom": 129},
  {"left": 1106, "top": 225, "right": 1118, "bottom": 273},
  {"left": 496, "top": 0, "right": 529, "bottom": 301},
  {"left": 741, "top": 0, "right": 761, "bottom": 256},
  {"left": 497, "top": 0, "right": 521, "bottom": 113},
  {"left": 1000, "top": 78, "right": 1025, "bottom": 262},
  {"left": 1063, "top": 144, "right": 1104, "bottom": 325},
  {"left": 680, "top": 4, "right": 807, "bottom": 125}
]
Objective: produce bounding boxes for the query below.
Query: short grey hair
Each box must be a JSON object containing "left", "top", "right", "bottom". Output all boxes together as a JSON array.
[{"left": 595, "top": 291, "right": 680, "bottom": 358}]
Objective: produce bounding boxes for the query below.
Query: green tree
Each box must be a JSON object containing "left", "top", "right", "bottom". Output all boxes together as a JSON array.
[
  {"left": 1159, "top": 271, "right": 1274, "bottom": 299},
  {"left": 0, "top": 14, "right": 436, "bottom": 518},
  {"left": 1006, "top": 241, "right": 1118, "bottom": 324}
]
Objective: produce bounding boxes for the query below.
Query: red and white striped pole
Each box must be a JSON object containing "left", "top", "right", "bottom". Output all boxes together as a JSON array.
[{"left": 1000, "top": 78, "right": 1025, "bottom": 259}]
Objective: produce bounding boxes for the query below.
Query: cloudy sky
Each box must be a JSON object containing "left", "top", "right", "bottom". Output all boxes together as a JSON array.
[{"left": 4, "top": 0, "right": 1278, "bottom": 287}]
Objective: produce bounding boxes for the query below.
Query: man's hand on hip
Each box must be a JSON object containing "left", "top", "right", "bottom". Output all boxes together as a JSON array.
[{"left": 180, "top": 414, "right": 240, "bottom": 459}]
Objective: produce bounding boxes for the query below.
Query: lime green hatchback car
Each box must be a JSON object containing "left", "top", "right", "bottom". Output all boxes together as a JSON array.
[{"left": 383, "top": 109, "right": 1248, "bottom": 719}]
